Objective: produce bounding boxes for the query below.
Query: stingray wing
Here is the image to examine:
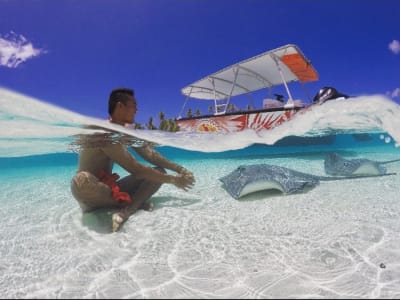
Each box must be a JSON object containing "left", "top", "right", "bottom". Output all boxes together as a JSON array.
[
  {"left": 325, "top": 152, "right": 387, "bottom": 176},
  {"left": 219, "top": 164, "right": 320, "bottom": 199}
]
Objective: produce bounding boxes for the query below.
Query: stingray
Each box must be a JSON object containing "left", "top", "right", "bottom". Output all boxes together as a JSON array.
[
  {"left": 324, "top": 152, "right": 400, "bottom": 176},
  {"left": 219, "top": 163, "right": 396, "bottom": 199}
]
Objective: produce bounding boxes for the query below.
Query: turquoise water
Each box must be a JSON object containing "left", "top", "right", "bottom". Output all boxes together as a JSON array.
[{"left": 1, "top": 88, "right": 400, "bottom": 298}]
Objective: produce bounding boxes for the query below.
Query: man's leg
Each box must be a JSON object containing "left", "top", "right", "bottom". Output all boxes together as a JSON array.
[
  {"left": 112, "top": 167, "right": 166, "bottom": 232},
  {"left": 71, "top": 171, "right": 115, "bottom": 212}
]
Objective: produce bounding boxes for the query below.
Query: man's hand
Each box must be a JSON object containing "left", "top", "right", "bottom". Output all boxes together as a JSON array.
[
  {"left": 177, "top": 166, "right": 194, "bottom": 180},
  {"left": 172, "top": 173, "right": 195, "bottom": 191}
]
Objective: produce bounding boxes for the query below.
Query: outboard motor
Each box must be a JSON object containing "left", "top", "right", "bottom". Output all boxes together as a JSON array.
[{"left": 313, "top": 87, "right": 349, "bottom": 105}]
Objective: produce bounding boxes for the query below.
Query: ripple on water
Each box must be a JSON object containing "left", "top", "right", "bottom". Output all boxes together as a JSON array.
[{"left": 1, "top": 152, "right": 400, "bottom": 298}]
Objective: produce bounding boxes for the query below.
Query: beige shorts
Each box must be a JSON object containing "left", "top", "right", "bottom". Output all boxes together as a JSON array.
[{"left": 70, "top": 171, "right": 115, "bottom": 212}]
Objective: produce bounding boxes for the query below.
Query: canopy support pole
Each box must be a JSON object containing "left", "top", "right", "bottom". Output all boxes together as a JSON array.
[
  {"left": 177, "top": 86, "right": 192, "bottom": 119},
  {"left": 272, "top": 55, "right": 294, "bottom": 109},
  {"left": 210, "top": 78, "right": 219, "bottom": 115},
  {"left": 224, "top": 67, "right": 239, "bottom": 114}
]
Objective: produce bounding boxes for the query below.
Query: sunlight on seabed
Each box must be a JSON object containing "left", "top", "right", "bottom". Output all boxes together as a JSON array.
[{"left": 1, "top": 87, "right": 400, "bottom": 157}]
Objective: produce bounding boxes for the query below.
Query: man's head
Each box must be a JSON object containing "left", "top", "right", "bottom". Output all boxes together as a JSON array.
[{"left": 108, "top": 88, "right": 137, "bottom": 125}]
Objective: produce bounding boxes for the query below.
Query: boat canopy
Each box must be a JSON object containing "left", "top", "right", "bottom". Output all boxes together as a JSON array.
[{"left": 181, "top": 44, "right": 318, "bottom": 101}]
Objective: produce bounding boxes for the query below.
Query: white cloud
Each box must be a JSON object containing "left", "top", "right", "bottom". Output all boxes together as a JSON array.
[
  {"left": 391, "top": 88, "right": 400, "bottom": 98},
  {"left": 388, "top": 39, "right": 400, "bottom": 55},
  {"left": 387, "top": 88, "right": 400, "bottom": 99},
  {"left": 0, "top": 31, "right": 46, "bottom": 68}
]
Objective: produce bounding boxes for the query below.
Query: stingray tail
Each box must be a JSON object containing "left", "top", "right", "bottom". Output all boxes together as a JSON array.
[
  {"left": 381, "top": 158, "right": 400, "bottom": 165},
  {"left": 318, "top": 172, "right": 397, "bottom": 181}
]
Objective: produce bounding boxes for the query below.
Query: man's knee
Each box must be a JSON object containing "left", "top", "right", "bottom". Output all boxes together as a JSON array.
[{"left": 70, "top": 171, "right": 113, "bottom": 211}]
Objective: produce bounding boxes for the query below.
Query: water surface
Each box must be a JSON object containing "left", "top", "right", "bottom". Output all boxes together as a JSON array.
[{"left": 1, "top": 88, "right": 400, "bottom": 298}]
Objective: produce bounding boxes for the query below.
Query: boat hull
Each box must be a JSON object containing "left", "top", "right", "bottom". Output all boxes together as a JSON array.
[
  {"left": 176, "top": 108, "right": 304, "bottom": 133},
  {"left": 176, "top": 107, "right": 337, "bottom": 146}
]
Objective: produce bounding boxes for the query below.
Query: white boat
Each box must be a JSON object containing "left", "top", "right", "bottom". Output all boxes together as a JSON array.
[{"left": 176, "top": 44, "right": 346, "bottom": 134}]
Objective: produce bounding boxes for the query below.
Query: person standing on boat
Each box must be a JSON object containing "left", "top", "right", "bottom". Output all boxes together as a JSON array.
[{"left": 70, "top": 88, "right": 195, "bottom": 232}]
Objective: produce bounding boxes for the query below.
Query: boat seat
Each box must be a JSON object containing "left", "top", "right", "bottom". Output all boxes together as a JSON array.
[
  {"left": 263, "top": 98, "right": 305, "bottom": 109},
  {"left": 263, "top": 98, "right": 284, "bottom": 108},
  {"left": 293, "top": 99, "right": 305, "bottom": 107}
]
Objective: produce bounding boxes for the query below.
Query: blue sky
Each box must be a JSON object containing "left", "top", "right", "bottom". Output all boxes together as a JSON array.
[{"left": 0, "top": 0, "right": 399, "bottom": 125}]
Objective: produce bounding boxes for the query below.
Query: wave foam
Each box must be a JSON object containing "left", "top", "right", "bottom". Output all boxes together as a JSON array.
[{"left": 1, "top": 88, "right": 400, "bottom": 157}]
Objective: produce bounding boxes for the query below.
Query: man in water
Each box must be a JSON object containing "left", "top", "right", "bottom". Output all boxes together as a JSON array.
[{"left": 71, "top": 88, "right": 195, "bottom": 232}]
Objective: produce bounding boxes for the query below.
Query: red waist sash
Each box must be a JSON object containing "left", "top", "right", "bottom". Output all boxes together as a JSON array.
[{"left": 98, "top": 170, "right": 131, "bottom": 206}]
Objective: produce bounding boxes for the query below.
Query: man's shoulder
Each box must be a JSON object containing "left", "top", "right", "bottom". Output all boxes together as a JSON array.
[{"left": 100, "top": 142, "right": 133, "bottom": 158}]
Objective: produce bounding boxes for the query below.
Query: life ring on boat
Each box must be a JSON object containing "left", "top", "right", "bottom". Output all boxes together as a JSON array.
[{"left": 196, "top": 120, "right": 219, "bottom": 132}]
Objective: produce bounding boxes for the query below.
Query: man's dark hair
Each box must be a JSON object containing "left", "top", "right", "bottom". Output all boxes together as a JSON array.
[{"left": 108, "top": 88, "right": 135, "bottom": 115}]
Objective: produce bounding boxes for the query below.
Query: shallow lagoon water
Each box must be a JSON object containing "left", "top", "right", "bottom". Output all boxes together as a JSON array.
[{"left": 1, "top": 88, "right": 400, "bottom": 298}]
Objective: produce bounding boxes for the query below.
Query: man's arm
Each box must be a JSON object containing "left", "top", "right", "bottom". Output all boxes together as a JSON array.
[
  {"left": 101, "top": 144, "right": 194, "bottom": 190},
  {"left": 131, "top": 144, "right": 193, "bottom": 176}
]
